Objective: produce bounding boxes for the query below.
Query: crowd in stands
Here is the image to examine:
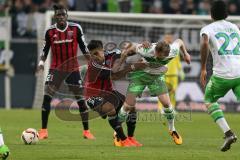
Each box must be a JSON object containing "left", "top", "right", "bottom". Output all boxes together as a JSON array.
[{"left": 0, "top": 0, "right": 240, "bottom": 37}]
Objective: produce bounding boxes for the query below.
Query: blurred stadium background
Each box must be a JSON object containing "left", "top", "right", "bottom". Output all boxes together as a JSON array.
[{"left": 1, "top": 0, "right": 240, "bottom": 112}]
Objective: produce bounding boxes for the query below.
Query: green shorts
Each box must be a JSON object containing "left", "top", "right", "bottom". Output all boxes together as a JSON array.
[
  {"left": 204, "top": 75, "right": 240, "bottom": 103},
  {"left": 127, "top": 71, "right": 168, "bottom": 96}
]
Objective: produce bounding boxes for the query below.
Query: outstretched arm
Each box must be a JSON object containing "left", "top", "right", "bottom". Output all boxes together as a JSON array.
[
  {"left": 111, "top": 62, "right": 147, "bottom": 80},
  {"left": 111, "top": 43, "right": 137, "bottom": 73},
  {"left": 200, "top": 34, "right": 209, "bottom": 88},
  {"left": 176, "top": 39, "right": 191, "bottom": 64}
]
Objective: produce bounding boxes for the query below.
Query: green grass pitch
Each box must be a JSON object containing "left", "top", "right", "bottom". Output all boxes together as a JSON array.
[{"left": 0, "top": 109, "right": 239, "bottom": 160}]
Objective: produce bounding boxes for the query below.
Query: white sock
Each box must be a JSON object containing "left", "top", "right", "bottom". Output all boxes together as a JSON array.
[
  {"left": 163, "top": 106, "right": 176, "bottom": 131},
  {"left": 0, "top": 133, "right": 4, "bottom": 146},
  {"left": 216, "top": 118, "right": 230, "bottom": 133},
  {"left": 168, "top": 119, "right": 176, "bottom": 131}
]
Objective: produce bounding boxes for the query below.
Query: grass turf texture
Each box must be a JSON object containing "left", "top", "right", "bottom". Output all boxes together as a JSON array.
[{"left": 0, "top": 109, "right": 239, "bottom": 160}]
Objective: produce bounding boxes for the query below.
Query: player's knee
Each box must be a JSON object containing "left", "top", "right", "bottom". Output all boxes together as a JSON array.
[
  {"left": 44, "top": 85, "right": 57, "bottom": 97},
  {"left": 158, "top": 98, "right": 171, "bottom": 107},
  {"left": 125, "top": 94, "right": 137, "bottom": 106},
  {"left": 123, "top": 102, "right": 135, "bottom": 112}
]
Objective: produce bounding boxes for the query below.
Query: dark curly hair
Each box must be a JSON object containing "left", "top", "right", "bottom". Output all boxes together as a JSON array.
[
  {"left": 87, "top": 40, "right": 104, "bottom": 56},
  {"left": 53, "top": 4, "right": 67, "bottom": 14},
  {"left": 211, "top": 0, "right": 228, "bottom": 20}
]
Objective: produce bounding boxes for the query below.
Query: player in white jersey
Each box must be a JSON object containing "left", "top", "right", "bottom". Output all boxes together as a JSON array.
[
  {"left": 118, "top": 39, "right": 191, "bottom": 145},
  {"left": 0, "top": 128, "right": 9, "bottom": 159},
  {"left": 200, "top": 0, "right": 238, "bottom": 152}
]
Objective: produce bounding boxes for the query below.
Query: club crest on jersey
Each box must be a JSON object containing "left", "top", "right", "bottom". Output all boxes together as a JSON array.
[
  {"left": 52, "top": 34, "right": 59, "bottom": 41},
  {"left": 53, "top": 34, "right": 57, "bottom": 38},
  {"left": 68, "top": 31, "right": 74, "bottom": 39}
]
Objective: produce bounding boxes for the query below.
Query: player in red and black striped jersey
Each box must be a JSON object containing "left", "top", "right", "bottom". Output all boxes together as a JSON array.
[
  {"left": 84, "top": 40, "right": 147, "bottom": 147},
  {"left": 37, "top": 4, "right": 94, "bottom": 140},
  {"left": 104, "top": 45, "right": 143, "bottom": 146}
]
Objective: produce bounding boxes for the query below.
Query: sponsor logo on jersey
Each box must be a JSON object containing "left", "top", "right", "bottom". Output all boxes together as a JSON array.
[{"left": 54, "top": 39, "right": 73, "bottom": 44}]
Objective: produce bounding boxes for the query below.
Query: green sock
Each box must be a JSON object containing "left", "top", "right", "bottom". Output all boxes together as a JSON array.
[
  {"left": 207, "top": 103, "right": 230, "bottom": 133},
  {"left": 207, "top": 103, "right": 224, "bottom": 122}
]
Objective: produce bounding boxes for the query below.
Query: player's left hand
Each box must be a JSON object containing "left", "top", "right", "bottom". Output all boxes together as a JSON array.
[
  {"left": 200, "top": 69, "right": 207, "bottom": 88},
  {"left": 183, "top": 53, "right": 191, "bottom": 64}
]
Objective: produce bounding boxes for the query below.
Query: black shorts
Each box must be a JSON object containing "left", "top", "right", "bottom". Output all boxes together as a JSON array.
[
  {"left": 85, "top": 90, "right": 125, "bottom": 115},
  {"left": 45, "top": 69, "right": 83, "bottom": 89}
]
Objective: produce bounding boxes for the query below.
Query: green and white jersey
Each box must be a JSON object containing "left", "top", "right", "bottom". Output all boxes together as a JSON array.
[
  {"left": 134, "top": 40, "right": 180, "bottom": 75},
  {"left": 200, "top": 20, "right": 240, "bottom": 79}
]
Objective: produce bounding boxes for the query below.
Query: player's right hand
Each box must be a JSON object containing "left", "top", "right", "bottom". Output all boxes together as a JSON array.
[
  {"left": 36, "top": 65, "right": 44, "bottom": 75},
  {"left": 183, "top": 53, "right": 191, "bottom": 64},
  {"left": 200, "top": 69, "right": 207, "bottom": 88},
  {"left": 36, "top": 60, "right": 45, "bottom": 74}
]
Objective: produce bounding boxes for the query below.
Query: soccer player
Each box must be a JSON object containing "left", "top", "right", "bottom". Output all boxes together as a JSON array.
[
  {"left": 84, "top": 40, "right": 147, "bottom": 147},
  {"left": 104, "top": 45, "right": 143, "bottom": 147},
  {"left": 200, "top": 0, "right": 238, "bottom": 152},
  {"left": 158, "top": 33, "right": 185, "bottom": 109},
  {"left": 0, "top": 128, "right": 9, "bottom": 159},
  {"left": 118, "top": 39, "right": 191, "bottom": 145},
  {"left": 37, "top": 4, "right": 95, "bottom": 140}
]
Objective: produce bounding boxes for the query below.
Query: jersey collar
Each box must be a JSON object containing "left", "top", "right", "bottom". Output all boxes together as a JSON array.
[{"left": 55, "top": 22, "right": 68, "bottom": 32}]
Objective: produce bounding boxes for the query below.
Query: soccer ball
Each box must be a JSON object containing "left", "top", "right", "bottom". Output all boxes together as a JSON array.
[{"left": 21, "top": 128, "right": 39, "bottom": 145}]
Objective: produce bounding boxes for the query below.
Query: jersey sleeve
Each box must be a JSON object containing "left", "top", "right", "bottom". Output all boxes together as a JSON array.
[
  {"left": 41, "top": 30, "right": 51, "bottom": 60},
  {"left": 233, "top": 24, "right": 240, "bottom": 33},
  {"left": 136, "top": 43, "right": 155, "bottom": 58},
  {"left": 76, "top": 24, "right": 89, "bottom": 54},
  {"left": 200, "top": 26, "right": 210, "bottom": 38},
  {"left": 169, "top": 40, "right": 180, "bottom": 58}
]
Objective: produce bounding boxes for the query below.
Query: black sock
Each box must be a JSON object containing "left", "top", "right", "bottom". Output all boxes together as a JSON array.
[
  {"left": 78, "top": 99, "right": 89, "bottom": 130},
  {"left": 42, "top": 95, "right": 52, "bottom": 129},
  {"left": 126, "top": 111, "right": 137, "bottom": 137},
  {"left": 108, "top": 115, "right": 127, "bottom": 141}
]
